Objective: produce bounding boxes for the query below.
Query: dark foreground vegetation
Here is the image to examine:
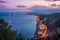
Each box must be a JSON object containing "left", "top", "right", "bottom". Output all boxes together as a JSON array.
[
  {"left": 0, "top": 19, "right": 60, "bottom": 40},
  {"left": 0, "top": 19, "right": 26, "bottom": 40}
]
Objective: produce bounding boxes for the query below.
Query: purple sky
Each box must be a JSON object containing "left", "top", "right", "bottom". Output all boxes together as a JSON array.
[{"left": 0, "top": 0, "right": 60, "bottom": 13}]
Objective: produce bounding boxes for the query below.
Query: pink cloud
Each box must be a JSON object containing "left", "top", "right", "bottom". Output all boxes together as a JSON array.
[
  {"left": 45, "top": 0, "right": 60, "bottom": 1},
  {"left": 17, "top": 5, "right": 27, "bottom": 8},
  {"left": 0, "top": 5, "right": 5, "bottom": 7},
  {"left": 50, "top": 4, "right": 60, "bottom": 6},
  {"left": 0, "top": 0, "right": 7, "bottom": 3},
  {"left": 50, "top": 4, "right": 57, "bottom": 6}
]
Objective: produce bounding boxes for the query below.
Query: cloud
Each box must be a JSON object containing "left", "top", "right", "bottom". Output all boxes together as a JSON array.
[
  {"left": 0, "top": 5, "right": 60, "bottom": 15},
  {"left": 29, "top": 5, "right": 49, "bottom": 10},
  {"left": 0, "top": 0, "right": 7, "bottom": 3},
  {"left": 45, "top": 0, "right": 60, "bottom": 1},
  {"left": 17, "top": 5, "right": 27, "bottom": 8},
  {"left": 26, "top": 5, "right": 60, "bottom": 14},
  {"left": 0, "top": 5, "right": 5, "bottom": 8},
  {"left": 50, "top": 4, "right": 57, "bottom": 6},
  {"left": 50, "top": 4, "right": 60, "bottom": 7}
]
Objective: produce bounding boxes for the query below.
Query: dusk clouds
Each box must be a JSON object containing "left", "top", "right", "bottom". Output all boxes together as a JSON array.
[
  {"left": 0, "top": 0, "right": 60, "bottom": 8},
  {"left": 50, "top": 4, "right": 60, "bottom": 6},
  {"left": 17, "top": 5, "right": 27, "bottom": 8},
  {"left": 0, "top": 5, "right": 6, "bottom": 8},
  {"left": 0, "top": 0, "right": 60, "bottom": 12},
  {"left": 45, "top": 0, "right": 60, "bottom": 1},
  {"left": 50, "top": 4, "right": 60, "bottom": 8},
  {"left": 0, "top": 0, "right": 7, "bottom": 3}
]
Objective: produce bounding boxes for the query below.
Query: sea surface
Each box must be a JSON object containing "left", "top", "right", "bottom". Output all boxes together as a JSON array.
[{"left": 0, "top": 12, "right": 36, "bottom": 39}]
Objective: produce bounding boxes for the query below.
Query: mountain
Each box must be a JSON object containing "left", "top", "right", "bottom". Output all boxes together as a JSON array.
[
  {"left": 27, "top": 5, "right": 60, "bottom": 14},
  {"left": 42, "top": 13, "right": 60, "bottom": 32},
  {"left": 49, "top": 13, "right": 60, "bottom": 19},
  {"left": 28, "top": 5, "right": 49, "bottom": 14},
  {"left": 0, "top": 5, "right": 60, "bottom": 15},
  {"left": 29, "top": 5, "right": 48, "bottom": 10}
]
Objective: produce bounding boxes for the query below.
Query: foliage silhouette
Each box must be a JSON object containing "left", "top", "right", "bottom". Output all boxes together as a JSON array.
[{"left": 0, "top": 19, "right": 16, "bottom": 40}]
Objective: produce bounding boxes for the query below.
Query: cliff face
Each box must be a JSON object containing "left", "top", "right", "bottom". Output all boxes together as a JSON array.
[
  {"left": 35, "top": 13, "right": 60, "bottom": 39},
  {"left": 41, "top": 13, "right": 60, "bottom": 36}
]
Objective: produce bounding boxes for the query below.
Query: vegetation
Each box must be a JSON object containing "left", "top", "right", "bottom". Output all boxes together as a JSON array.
[
  {"left": 0, "top": 19, "right": 60, "bottom": 40},
  {"left": 0, "top": 19, "right": 25, "bottom": 40}
]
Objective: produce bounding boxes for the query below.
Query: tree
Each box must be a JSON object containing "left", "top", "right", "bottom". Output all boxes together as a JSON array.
[
  {"left": 17, "top": 33, "right": 26, "bottom": 40},
  {"left": 0, "top": 19, "right": 16, "bottom": 40}
]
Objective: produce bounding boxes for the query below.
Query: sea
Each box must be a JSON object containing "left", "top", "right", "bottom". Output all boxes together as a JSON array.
[{"left": 0, "top": 12, "right": 36, "bottom": 39}]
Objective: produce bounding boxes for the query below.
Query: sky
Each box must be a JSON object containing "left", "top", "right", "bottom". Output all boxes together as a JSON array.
[{"left": 0, "top": 0, "right": 60, "bottom": 13}]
